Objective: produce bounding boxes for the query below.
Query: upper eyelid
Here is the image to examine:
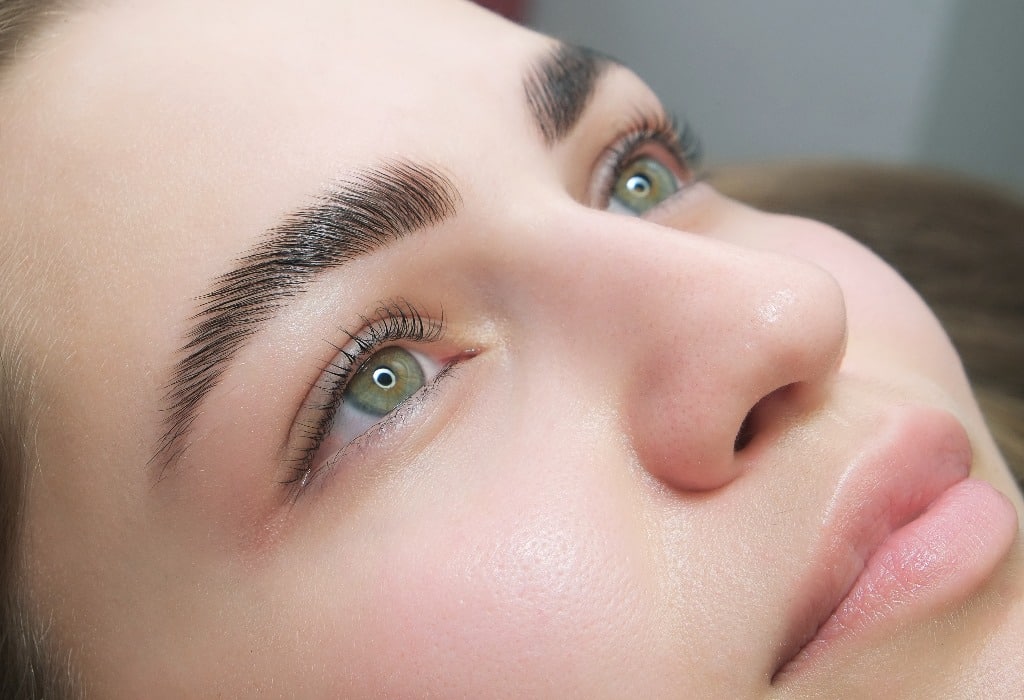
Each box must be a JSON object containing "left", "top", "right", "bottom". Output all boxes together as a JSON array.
[{"left": 610, "top": 109, "right": 698, "bottom": 171}]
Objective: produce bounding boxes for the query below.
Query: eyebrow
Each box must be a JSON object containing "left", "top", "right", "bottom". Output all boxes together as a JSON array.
[
  {"left": 524, "top": 43, "right": 614, "bottom": 146},
  {"left": 156, "top": 42, "right": 614, "bottom": 470}
]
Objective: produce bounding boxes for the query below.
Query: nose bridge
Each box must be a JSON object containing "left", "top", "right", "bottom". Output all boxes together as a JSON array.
[{"left": 514, "top": 211, "right": 848, "bottom": 492}]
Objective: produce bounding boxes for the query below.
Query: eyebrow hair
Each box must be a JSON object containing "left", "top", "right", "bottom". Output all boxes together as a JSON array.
[
  {"left": 156, "top": 160, "right": 460, "bottom": 470},
  {"left": 156, "top": 42, "right": 615, "bottom": 471},
  {"left": 524, "top": 42, "right": 614, "bottom": 146}
]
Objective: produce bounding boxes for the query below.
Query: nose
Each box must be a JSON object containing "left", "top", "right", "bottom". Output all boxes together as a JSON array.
[
  {"left": 525, "top": 212, "right": 849, "bottom": 493},
  {"left": 618, "top": 232, "right": 847, "bottom": 491}
]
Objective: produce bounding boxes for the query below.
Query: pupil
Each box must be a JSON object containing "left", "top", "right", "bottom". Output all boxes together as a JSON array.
[
  {"left": 627, "top": 174, "right": 652, "bottom": 196},
  {"left": 373, "top": 367, "right": 397, "bottom": 389}
]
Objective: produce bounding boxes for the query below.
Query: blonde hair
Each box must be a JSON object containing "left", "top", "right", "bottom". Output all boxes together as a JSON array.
[
  {"left": 0, "top": 0, "right": 63, "bottom": 71},
  {"left": 2, "top": 3, "right": 83, "bottom": 698}
]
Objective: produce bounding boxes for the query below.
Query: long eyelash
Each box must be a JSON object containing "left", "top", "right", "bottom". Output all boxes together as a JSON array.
[
  {"left": 602, "top": 111, "right": 703, "bottom": 203},
  {"left": 285, "top": 300, "right": 444, "bottom": 489}
]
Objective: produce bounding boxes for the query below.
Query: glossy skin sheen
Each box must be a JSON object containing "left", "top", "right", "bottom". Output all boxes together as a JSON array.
[{"left": 1, "top": 1, "right": 1021, "bottom": 697}]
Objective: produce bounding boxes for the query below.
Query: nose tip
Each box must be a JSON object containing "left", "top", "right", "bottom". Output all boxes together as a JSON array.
[{"left": 628, "top": 257, "right": 847, "bottom": 492}]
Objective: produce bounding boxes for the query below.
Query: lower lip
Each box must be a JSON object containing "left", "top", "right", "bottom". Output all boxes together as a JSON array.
[{"left": 778, "top": 477, "right": 1018, "bottom": 677}]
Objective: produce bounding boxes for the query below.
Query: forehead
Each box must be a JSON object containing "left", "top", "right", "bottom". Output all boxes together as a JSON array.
[
  {"left": 0, "top": 0, "right": 544, "bottom": 306},
  {"left": 12, "top": 0, "right": 542, "bottom": 168}
]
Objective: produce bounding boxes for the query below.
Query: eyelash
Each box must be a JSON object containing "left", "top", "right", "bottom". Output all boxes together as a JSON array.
[
  {"left": 596, "top": 111, "right": 702, "bottom": 207},
  {"left": 286, "top": 300, "right": 445, "bottom": 492}
]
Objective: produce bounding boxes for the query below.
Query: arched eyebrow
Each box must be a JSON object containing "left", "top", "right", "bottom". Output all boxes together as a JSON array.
[
  {"left": 524, "top": 42, "right": 615, "bottom": 146},
  {"left": 155, "top": 42, "right": 615, "bottom": 473}
]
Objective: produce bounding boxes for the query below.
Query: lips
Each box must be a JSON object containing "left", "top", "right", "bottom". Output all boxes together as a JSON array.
[{"left": 772, "top": 406, "right": 1018, "bottom": 681}]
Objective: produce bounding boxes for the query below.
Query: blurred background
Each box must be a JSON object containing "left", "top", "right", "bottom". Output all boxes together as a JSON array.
[{"left": 475, "top": 0, "right": 1024, "bottom": 195}]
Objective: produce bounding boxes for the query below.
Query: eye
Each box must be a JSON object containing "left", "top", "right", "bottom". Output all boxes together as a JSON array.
[
  {"left": 342, "top": 346, "right": 430, "bottom": 428},
  {"left": 609, "top": 156, "right": 680, "bottom": 215},
  {"left": 593, "top": 111, "right": 700, "bottom": 217},
  {"left": 302, "top": 343, "right": 449, "bottom": 491},
  {"left": 285, "top": 302, "right": 459, "bottom": 493}
]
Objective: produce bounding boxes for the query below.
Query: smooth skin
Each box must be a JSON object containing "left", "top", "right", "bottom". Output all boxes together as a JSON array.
[{"left": 1, "top": 0, "right": 1021, "bottom": 697}]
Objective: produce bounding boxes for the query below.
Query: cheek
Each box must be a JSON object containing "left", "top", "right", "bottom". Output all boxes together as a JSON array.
[
  {"left": 359, "top": 476, "right": 656, "bottom": 692},
  {"left": 276, "top": 438, "right": 676, "bottom": 696}
]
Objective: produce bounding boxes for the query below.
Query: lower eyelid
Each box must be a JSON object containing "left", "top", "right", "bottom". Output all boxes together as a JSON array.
[{"left": 641, "top": 179, "right": 716, "bottom": 230}]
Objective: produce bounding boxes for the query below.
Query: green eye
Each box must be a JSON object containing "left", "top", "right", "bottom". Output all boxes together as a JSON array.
[
  {"left": 610, "top": 156, "right": 680, "bottom": 215},
  {"left": 345, "top": 346, "right": 426, "bottom": 417}
]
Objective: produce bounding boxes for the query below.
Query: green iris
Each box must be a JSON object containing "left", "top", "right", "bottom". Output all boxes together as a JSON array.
[
  {"left": 611, "top": 156, "right": 679, "bottom": 215},
  {"left": 345, "top": 346, "right": 426, "bottom": 416}
]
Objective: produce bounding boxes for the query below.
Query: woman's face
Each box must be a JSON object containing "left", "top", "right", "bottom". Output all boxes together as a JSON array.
[{"left": 3, "top": 0, "right": 1022, "bottom": 697}]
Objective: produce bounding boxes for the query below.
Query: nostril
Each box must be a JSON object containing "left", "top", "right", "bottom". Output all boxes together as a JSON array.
[
  {"left": 734, "top": 383, "right": 800, "bottom": 453},
  {"left": 734, "top": 411, "right": 755, "bottom": 452}
]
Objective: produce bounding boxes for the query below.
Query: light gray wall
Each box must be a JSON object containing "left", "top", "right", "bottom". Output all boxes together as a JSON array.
[
  {"left": 919, "top": 0, "right": 1024, "bottom": 193},
  {"left": 528, "top": 0, "right": 1024, "bottom": 193}
]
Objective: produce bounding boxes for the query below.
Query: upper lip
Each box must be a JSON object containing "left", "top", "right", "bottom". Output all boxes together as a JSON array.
[{"left": 772, "top": 405, "right": 972, "bottom": 676}]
